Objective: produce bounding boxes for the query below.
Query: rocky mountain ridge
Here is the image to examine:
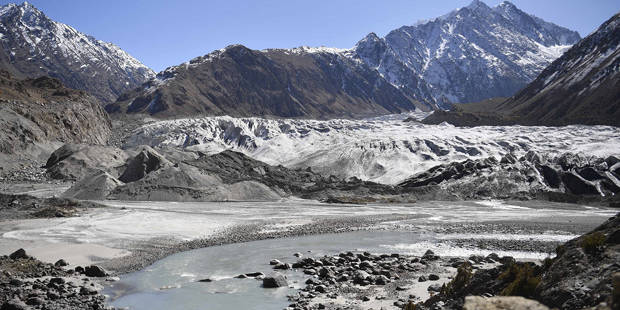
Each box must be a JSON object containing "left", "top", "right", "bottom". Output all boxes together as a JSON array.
[
  {"left": 107, "top": 0, "right": 579, "bottom": 118},
  {"left": 424, "top": 12, "right": 620, "bottom": 126},
  {"left": 106, "top": 44, "right": 421, "bottom": 118},
  {"left": 0, "top": 70, "right": 112, "bottom": 178},
  {"left": 353, "top": 0, "right": 580, "bottom": 108},
  {"left": 0, "top": 2, "right": 154, "bottom": 102}
]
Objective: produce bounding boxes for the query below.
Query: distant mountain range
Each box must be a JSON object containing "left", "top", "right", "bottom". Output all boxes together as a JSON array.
[
  {"left": 0, "top": 2, "right": 154, "bottom": 102},
  {"left": 106, "top": 0, "right": 581, "bottom": 118},
  {"left": 354, "top": 0, "right": 580, "bottom": 108},
  {"left": 106, "top": 45, "right": 421, "bottom": 119},
  {"left": 424, "top": 12, "right": 620, "bottom": 126},
  {"left": 2, "top": 1, "right": 617, "bottom": 125}
]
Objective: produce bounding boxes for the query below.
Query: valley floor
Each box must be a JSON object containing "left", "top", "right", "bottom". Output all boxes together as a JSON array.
[{"left": 0, "top": 193, "right": 616, "bottom": 309}]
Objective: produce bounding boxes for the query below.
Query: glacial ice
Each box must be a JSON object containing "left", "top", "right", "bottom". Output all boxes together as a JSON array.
[{"left": 124, "top": 116, "right": 620, "bottom": 185}]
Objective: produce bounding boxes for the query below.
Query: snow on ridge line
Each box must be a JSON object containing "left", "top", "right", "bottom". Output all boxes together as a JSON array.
[{"left": 125, "top": 116, "right": 620, "bottom": 185}]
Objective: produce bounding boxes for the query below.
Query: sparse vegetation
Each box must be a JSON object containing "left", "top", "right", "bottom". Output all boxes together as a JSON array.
[
  {"left": 441, "top": 262, "right": 473, "bottom": 296},
  {"left": 499, "top": 263, "right": 541, "bottom": 298},
  {"left": 403, "top": 301, "right": 417, "bottom": 310},
  {"left": 580, "top": 231, "right": 606, "bottom": 254},
  {"left": 542, "top": 256, "right": 554, "bottom": 270}
]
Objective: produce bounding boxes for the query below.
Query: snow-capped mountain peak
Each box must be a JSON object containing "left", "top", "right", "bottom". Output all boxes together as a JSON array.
[
  {"left": 352, "top": 0, "right": 581, "bottom": 107},
  {"left": 0, "top": 2, "right": 155, "bottom": 102}
]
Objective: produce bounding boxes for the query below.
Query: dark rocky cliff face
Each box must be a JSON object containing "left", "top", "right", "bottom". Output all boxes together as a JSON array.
[
  {"left": 107, "top": 45, "right": 421, "bottom": 119},
  {"left": 0, "top": 2, "right": 154, "bottom": 102},
  {"left": 0, "top": 70, "right": 112, "bottom": 155}
]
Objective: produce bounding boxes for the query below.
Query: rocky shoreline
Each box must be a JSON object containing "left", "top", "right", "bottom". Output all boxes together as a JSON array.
[
  {"left": 1, "top": 209, "right": 617, "bottom": 310},
  {"left": 0, "top": 249, "right": 114, "bottom": 310}
]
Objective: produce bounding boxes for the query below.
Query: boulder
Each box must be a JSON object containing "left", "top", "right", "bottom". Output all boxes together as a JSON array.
[
  {"left": 0, "top": 299, "right": 29, "bottom": 310},
  {"left": 54, "top": 259, "right": 68, "bottom": 267},
  {"left": 427, "top": 284, "right": 442, "bottom": 292},
  {"left": 262, "top": 273, "right": 288, "bottom": 288},
  {"left": 84, "top": 265, "right": 107, "bottom": 277},
  {"left": 118, "top": 146, "right": 171, "bottom": 183},
  {"left": 561, "top": 173, "right": 599, "bottom": 195},
  {"left": 62, "top": 170, "right": 122, "bottom": 200},
  {"left": 9, "top": 249, "right": 28, "bottom": 260},
  {"left": 463, "top": 296, "right": 549, "bottom": 310},
  {"left": 540, "top": 165, "right": 561, "bottom": 188},
  {"left": 577, "top": 167, "right": 604, "bottom": 181},
  {"left": 45, "top": 144, "right": 128, "bottom": 180},
  {"left": 24, "top": 298, "right": 43, "bottom": 306}
]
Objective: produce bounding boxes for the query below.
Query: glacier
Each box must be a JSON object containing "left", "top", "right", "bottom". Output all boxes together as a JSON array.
[{"left": 124, "top": 115, "right": 620, "bottom": 185}]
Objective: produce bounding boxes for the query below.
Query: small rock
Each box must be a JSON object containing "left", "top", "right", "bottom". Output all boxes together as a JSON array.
[
  {"left": 25, "top": 297, "right": 43, "bottom": 306},
  {"left": 8, "top": 279, "right": 23, "bottom": 286},
  {"left": 418, "top": 275, "right": 427, "bottom": 282},
  {"left": 293, "top": 252, "right": 302, "bottom": 258},
  {"left": 80, "top": 286, "right": 98, "bottom": 295},
  {"left": 84, "top": 265, "right": 107, "bottom": 277},
  {"left": 428, "top": 284, "right": 442, "bottom": 292},
  {"left": 198, "top": 278, "right": 212, "bottom": 282},
  {"left": 429, "top": 274, "right": 440, "bottom": 281},
  {"left": 263, "top": 273, "right": 288, "bottom": 288},
  {"left": 245, "top": 272, "right": 265, "bottom": 278},
  {"left": 269, "top": 259, "right": 281, "bottom": 265},
  {"left": 54, "top": 259, "right": 68, "bottom": 267},
  {"left": 274, "top": 263, "right": 291, "bottom": 270}
]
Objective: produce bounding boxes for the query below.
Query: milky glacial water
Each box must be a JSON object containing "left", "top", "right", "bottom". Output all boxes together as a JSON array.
[{"left": 100, "top": 200, "right": 616, "bottom": 310}]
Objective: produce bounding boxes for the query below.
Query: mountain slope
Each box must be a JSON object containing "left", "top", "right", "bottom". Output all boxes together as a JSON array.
[
  {"left": 353, "top": 0, "right": 580, "bottom": 107},
  {"left": 0, "top": 69, "right": 112, "bottom": 178},
  {"left": 424, "top": 12, "right": 620, "bottom": 127},
  {"left": 106, "top": 45, "right": 422, "bottom": 119},
  {"left": 493, "top": 12, "right": 620, "bottom": 125},
  {"left": 109, "top": 0, "right": 579, "bottom": 118},
  {"left": 0, "top": 2, "right": 154, "bottom": 102}
]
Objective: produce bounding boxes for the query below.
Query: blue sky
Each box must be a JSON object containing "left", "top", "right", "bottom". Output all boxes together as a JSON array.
[{"left": 3, "top": 0, "right": 619, "bottom": 72}]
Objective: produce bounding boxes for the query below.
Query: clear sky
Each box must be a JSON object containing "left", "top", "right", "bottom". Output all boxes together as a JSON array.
[{"left": 3, "top": 0, "right": 619, "bottom": 72}]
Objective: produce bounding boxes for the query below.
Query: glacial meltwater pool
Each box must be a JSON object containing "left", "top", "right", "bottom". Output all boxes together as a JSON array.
[
  {"left": 1, "top": 199, "right": 615, "bottom": 309},
  {"left": 103, "top": 226, "right": 596, "bottom": 310}
]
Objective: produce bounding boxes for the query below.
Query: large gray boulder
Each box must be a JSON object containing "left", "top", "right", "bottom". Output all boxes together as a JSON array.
[
  {"left": 118, "top": 146, "right": 172, "bottom": 183},
  {"left": 62, "top": 170, "right": 123, "bottom": 200},
  {"left": 262, "top": 273, "right": 288, "bottom": 288},
  {"left": 463, "top": 296, "right": 549, "bottom": 310},
  {"left": 45, "top": 144, "right": 128, "bottom": 180}
]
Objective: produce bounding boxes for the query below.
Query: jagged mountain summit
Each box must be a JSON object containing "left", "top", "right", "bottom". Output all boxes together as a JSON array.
[
  {"left": 106, "top": 45, "right": 421, "bottom": 119},
  {"left": 108, "top": 0, "right": 580, "bottom": 118},
  {"left": 354, "top": 0, "right": 581, "bottom": 107},
  {"left": 494, "top": 12, "right": 620, "bottom": 125},
  {"left": 424, "top": 11, "right": 620, "bottom": 126},
  {"left": 0, "top": 2, "right": 155, "bottom": 102}
]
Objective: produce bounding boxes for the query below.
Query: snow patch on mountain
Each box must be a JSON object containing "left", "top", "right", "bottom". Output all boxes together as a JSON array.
[{"left": 124, "top": 116, "right": 620, "bottom": 185}]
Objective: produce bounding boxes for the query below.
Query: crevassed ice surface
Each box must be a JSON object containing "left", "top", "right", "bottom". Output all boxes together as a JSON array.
[{"left": 124, "top": 115, "right": 620, "bottom": 184}]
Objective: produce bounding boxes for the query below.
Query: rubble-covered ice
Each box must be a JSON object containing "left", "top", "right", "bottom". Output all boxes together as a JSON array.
[{"left": 124, "top": 116, "right": 620, "bottom": 184}]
